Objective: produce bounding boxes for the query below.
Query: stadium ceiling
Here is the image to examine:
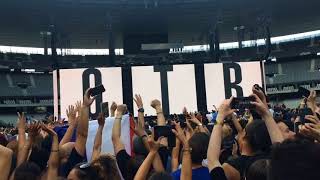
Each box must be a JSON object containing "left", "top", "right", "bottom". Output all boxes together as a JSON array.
[{"left": 0, "top": 0, "right": 320, "bottom": 49}]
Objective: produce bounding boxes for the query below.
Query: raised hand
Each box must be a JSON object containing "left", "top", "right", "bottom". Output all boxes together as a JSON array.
[
  {"left": 189, "top": 113, "right": 201, "bottom": 125},
  {"left": 133, "top": 133, "right": 163, "bottom": 180},
  {"left": 304, "top": 123, "right": 320, "bottom": 140},
  {"left": 172, "top": 121, "right": 188, "bottom": 146},
  {"left": 66, "top": 105, "right": 77, "bottom": 125},
  {"left": 252, "top": 85, "right": 267, "bottom": 107},
  {"left": 110, "top": 101, "right": 117, "bottom": 112},
  {"left": 183, "top": 107, "right": 188, "bottom": 116},
  {"left": 17, "top": 112, "right": 26, "bottom": 129},
  {"left": 41, "top": 124, "right": 57, "bottom": 137},
  {"left": 185, "top": 121, "right": 194, "bottom": 141},
  {"left": 183, "top": 107, "right": 192, "bottom": 119},
  {"left": 43, "top": 123, "right": 59, "bottom": 180},
  {"left": 148, "top": 134, "right": 161, "bottom": 152},
  {"left": 83, "top": 88, "right": 96, "bottom": 107},
  {"left": 116, "top": 104, "right": 127, "bottom": 116},
  {"left": 250, "top": 94, "right": 270, "bottom": 118},
  {"left": 59, "top": 104, "right": 80, "bottom": 147},
  {"left": 17, "top": 122, "right": 41, "bottom": 167},
  {"left": 217, "top": 97, "right": 235, "bottom": 123},
  {"left": 75, "top": 101, "right": 82, "bottom": 115},
  {"left": 150, "top": 99, "right": 161, "bottom": 109},
  {"left": 251, "top": 94, "right": 284, "bottom": 143},
  {"left": 299, "top": 122, "right": 320, "bottom": 141},
  {"left": 109, "top": 102, "right": 117, "bottom": 117},
  {"left": 17, "top": 112, "right": 27, "bottom": 153},
  {"left": 195, "top": 112, "right": 202, "bottom": 121},
  {"left": 133, "top": 94, "right": 143, "bottom": 109},
  {"left": 133, "top": 119, "right": 146, "bottom": 137},
  {"left": 28, "top": 122, "right": 41, "bottom": 139},
  {"left": 97, "top": 113, "right": 105, "bottom": 127}
]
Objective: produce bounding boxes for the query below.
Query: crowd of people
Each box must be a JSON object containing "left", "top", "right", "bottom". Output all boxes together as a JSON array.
[{"left": 0, "top": 86, "right": 320, "bottom": 180}]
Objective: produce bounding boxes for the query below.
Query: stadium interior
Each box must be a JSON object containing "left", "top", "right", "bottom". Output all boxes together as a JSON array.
[
  {"left": 2, "top": 1, "right": 320, "bottom": 180},
  {"left": 0, "top": 0, "right": 320, "bottom": 124}
]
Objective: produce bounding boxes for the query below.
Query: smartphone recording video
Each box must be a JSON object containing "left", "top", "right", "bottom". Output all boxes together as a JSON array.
[
  {"left": 297, "top": 87, "right": 310, "bottom": 98},
  {"left": 154, "top": 125, "right": 176, "bottom": 147},
  {"left": 100, "top": 102, "right": 109, "bottom": 117},
  {"left": 298, "top": 108, "right": 313, "bottom": 124},
  {"left": 177, "top": 114, "right": 187, "bottom": 128},
  {"left": 231, "top": 96, "right": 255, "bottom": 110},
  {"left": 90, "top": 84, "right": 105, "bottom": 96},
  {"left": 254, "top": 84, "right": 265, "bottom": 94}
]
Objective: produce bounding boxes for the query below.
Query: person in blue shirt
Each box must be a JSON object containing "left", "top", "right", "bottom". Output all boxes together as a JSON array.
[
  {"left": 211, "top": 111, "right": 218, "bottom": 123},
  {"left": 211, "top": 105, "right": 218, "bottom": 123},
  {"left": 171, "top": 132, "right": 210, "bottom": 180}
]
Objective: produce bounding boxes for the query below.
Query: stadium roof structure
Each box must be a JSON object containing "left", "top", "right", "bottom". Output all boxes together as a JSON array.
[{"left": 1, "top": 0, "right": 320, "bottom": 49}]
